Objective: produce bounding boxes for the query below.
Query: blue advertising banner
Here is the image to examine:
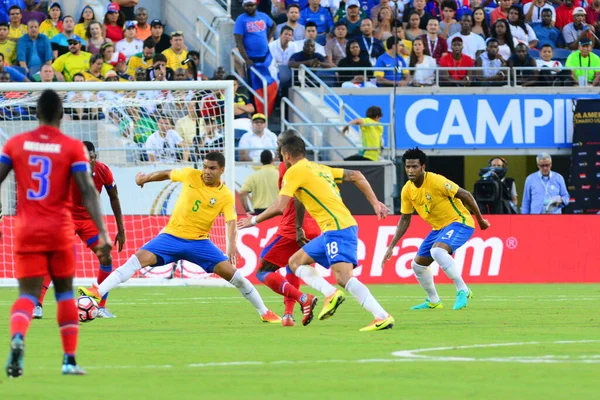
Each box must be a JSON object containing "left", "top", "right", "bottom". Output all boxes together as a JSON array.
[{"left": 341, "top": 94, "right": 599, "bottom": 149}]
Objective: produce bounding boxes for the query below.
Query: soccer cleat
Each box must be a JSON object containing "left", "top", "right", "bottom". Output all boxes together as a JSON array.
[
  {"left": 97, "top": 307, "right": 117, "bottom": 318},
  {"left": 410, "top": 299, "right": 443, "bottom": 310},
  {"left": 62, "top": 363, "right": 87, "bottom": 375},
  {"left": 77, "top": 285, "right": 102, "bottom": 302},
  {"left": 453, "top": 289, "right": 473, "bottom": 310},
  {"left": 318, "top": 289, "right": 345, "bottom": 320},
  {"left": 300, "top": 294, "right": 318, "bottom": 326},
  {"left": 33, "top": 305, "right": 43, "bottom": 319},
  {"left": 261, "top": 310, "right": 282, "bottom": 323},
  {"left": 359, "top": 315, "right": 395, "bottom": 332},
  {"left": 5, "top": 335, "right": 24, "bottom": 378},
  {"left": 282, "top": 314, "right": 295, "bottom": 327}
]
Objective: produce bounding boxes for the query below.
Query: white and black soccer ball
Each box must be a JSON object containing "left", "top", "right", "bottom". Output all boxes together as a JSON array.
[{"left": 77, "top": 296, "right": 99, "bottom": 323}]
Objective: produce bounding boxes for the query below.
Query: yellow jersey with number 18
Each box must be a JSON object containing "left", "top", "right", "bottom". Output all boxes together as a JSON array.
[
  {"left": 164, "top": 167, "right": 236, "bottom": 240},
  {"left": 280, "top": 159, "right": 357, "bottom": 232},
  {"left": 400, "top": 171, "right": 474, "bottom": 230}
]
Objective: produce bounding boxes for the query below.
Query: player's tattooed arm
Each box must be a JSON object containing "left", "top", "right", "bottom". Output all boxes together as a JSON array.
[
  {"left": 342, "top": 169, "right": 389, "bottom": 219},
  {"left": 107, "top": 186, "right": 126, "bottom": 252},
  {"left": 135, "top": 170, "right": 172, "bottom": 188},
  {"left": 294, "top": 197, "right": 308, "bottom": 246},
  {"left": 455, "top": 188, "right": 491, "bottom": 230},
  {"left": 74, "top": 171, "right": 112, "bottom": 255},
  {"left": 382, "top": 213, "right": 412, "bottom": 265}
]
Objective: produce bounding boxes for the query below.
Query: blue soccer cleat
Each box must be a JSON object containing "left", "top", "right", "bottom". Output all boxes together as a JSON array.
[
  {"left": 410, "top": 299, "right": 443, "bottom": 310},
  {"left": 5, "top": 334, "right": 25, "bottom": 378},
  {"left": 453, "top": 289, "right": 473, "bottom": 310},
  {"left": 62, "top": 363, "right": 87, "bottom": 375}
]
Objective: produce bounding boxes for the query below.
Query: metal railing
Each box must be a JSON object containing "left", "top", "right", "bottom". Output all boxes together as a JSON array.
[
  {"left": 195, "top": 15, "right": 222, "bottom": 75},
  {"left": 230, "top": 49, "right": 269, "bottom": 120},
  {"left": 280, "top": 97, "right": 325, "bottom": 160},
  {"left": 213, "top": 0, "right": 232, "bottom": 19},
  {"left": 509, "top": 66, "right": 600, "bottom": 87}
]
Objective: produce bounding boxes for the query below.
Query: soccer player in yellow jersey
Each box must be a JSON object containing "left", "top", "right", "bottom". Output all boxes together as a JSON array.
[
  {"left": 382, "top": 148, "right": 491, "bottom": 310},
  {"left": 79, "top": 152, "right": 281, "bottom": 323},
  {"left": 239, "top": 136, "right": 394, "bottom": 331}
]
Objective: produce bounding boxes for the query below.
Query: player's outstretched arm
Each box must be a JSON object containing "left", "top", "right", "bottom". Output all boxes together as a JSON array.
[
  {"left": 135, "top": 170, "right": 172, "bottom": 188},
  {"left": 455, "top": 188, "right": 491, "bottom": 230},
  {"left": 237, "top": 195, "right": 292, "bottom": 229},
  {"left": 382, "top": 213, "right": 412, "bottom": 267},
  {"left": 342, "top": 169, "right": 389, "bottom": 219},
  {"left": 74, "top": 171, "right": 112, "bottom": 257},
  {"left": 226, "top": 220, "right": 238, "bottom": 266},
  {"left": 107, "top": 186, "right": 126, "bottom": 252}
]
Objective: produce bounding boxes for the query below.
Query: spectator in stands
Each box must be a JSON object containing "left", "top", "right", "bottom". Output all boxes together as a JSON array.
[
  {"left": 586, "top": 0, "right": 600, "bottom": 32},
  {"left": 127, "top": 37, "right": 154, "bottom": 76},
  {"left": 475, "top": 38, "right": 506, "bottom": 85},
  {"left": 299, "top": 0, "right": 334, "bottom": 45},
  {"left": 114, "top": 0, "right": 137, "bottom": 21},
  {"left": 8, "top": 5, "right": 27, "bottom": 42},
  {"left": 490, "top": 19, "right": 517, "bottom": 61},
  {"left": 112, "top": 52, "right": 132, "bottom": 80},
  {"left": 0, "top": 22, "right": 17, "bottom": 65},
  {"left": 439, "top": 1, "right": 460, "bottom": 40},
  {"left": 0, "top": 52, "right": 29, "bottom": 82},
  {"left": 193, "top": 117, "right": 225, "bottom": 160},
  {"left": 371, "top": 0, "right": 400, "bottom": 26},
  {"left": 508, "top": 43, "right": 539, "bottom": 86},
  {"left": 146, "top": 53, "right": 173, "bottom": 81},
  {"left": 269, "top": 25, "right": 295, "bottom": 96},
  {"left": 100, "top": 41, "right": 115, "bottom": 65},
  {"left": 162, "top": 31, "right": 188, "bottom": 70},
  {"left": 22, "top": 0, "right": 46, "bottom": 25},
  {"left": 146, "top": 114, "right": 189, "bottom": 163},
  {"left": 405, "top": 11, "right": 426, "bottom": 41},
  {"left": 337, "top": 39, "right": 372, "bottom": 84},
  {"left": 291, "top": 22, "right": 326, "bottom": 56},
  {"left": 521, "top": 153, "right": 570, "bottom": 214},
  {"left": 150, "top": 19, "right": 170, "bottom": 53},
  {"left": 135, "top": 7, "right": 150, "bottom": 40},
  {"left": 374, "top": 36, "right": 409, "bottom": 86},
  {"left": 564, "top": 8, "right": 596, "bottom": 50},
  {"left": 0, "top": 71, "right": 10, "bottom": 82},
  {"left": 439, "top": 36, "right": 474, "bottom": 86},
  {"left": 52, "top": 35, "right": 91, "bottom": 81},
  {"left": 227, "top": 75, "right": 256, "bottom": 118},
  {"left": 276, "top": 4, "right": 304, "bottom": 40},
  {"left": 104, "top": 2, "right": 125, "bottom": 42},
  {"left": 173, "top": 67, "right": 187, "bottom": 81},
  {"left": 51, "top": 15, "right": 81, "bottom": 58},
  {"left": 524, "top": 0, "right": 555, "bottom": 25},
  {"left": 448, "top": 14, "right": 485, "bottom": 60},
  {"left": 289, "top": 38, "right": 335, "bottom": 70},
  {"left": 532, "top": 10, "right": 564, "bottom": 49},
  {"left": 537, "top": 44, "right": 575, "bottom": 86},
  {"left": 402, "top": 0, "right": 432, "bottom": 30},
  {"left": 186, "top": 50, "right": 204, "bottom": 80},
  {"left": 391, "top": 21, "right": 413, "bottom": 58},
  {"left": 175, "top": 102, "right": 204, "bottom": 148},
  {"left": 490, "top": 0, "right": 511, "bottom": 26},
  {"left": 556, "top": 0, "right": 577, "bottom": 31},
  {"left": 421, "top": 19, "right": 447, "bottom": 64},
  {"left": 374, "top": 6, "right": 394, "bottom": 41},
  {"left": 39, "top": 2, "right": 63, "bottom": 39},
  {"left": 471, "top": 7, "right": 490, "bottom": 39},
  {"left": 17, "top": 19, "right": 53, "bottom": 77},
  {"left": 338, "top": 0, "right": 364, "bottom": 38},
  {"left": 65, "top": 73, "right": 98, "bottom": 120},
  {"left": 212, "top": 66, "right": 227, "bottom": 80},
  {"left": 234, "top": 0, "right": 275, "bottom": 68},
  {"left": 86, "top": 20, "right": 109, "bottom": 55},
  {"left": 135, "top": 66, "right": 146, "bottom": 81},
  {"left": 75, "top": 5, "right": 96, "bottom": 40},
  {"left": 81, "top": 53, "right": 105, "bottom": 81},
  {"left": 238, "top": 113, "right": 278, "bottom": 162},
  {"left": 508, "top": 6, "right": 538, "bottom": 49},
  {"left": 358, "top": 18, "right": 385, "bottom": 65},
  {"left": 35, "top": 63, "right": 57, "bottom": 82},
  {"left": 325, "top": 21, "right": 348, "bottom": 66},
  {"left": 565, "top": 37, "right": 600, "bottom": 85},
  {"left": 240, "top": 150, "right": 279, "bottom": 215},
  {"left": 409, "top": 37, "right": 436, "bottom": 86},
  {"left": 342, "top": 105, "right": 384, "bottom": 161},
  {"left": 117, "top": 21, "right": 143, "bottom": 60}
]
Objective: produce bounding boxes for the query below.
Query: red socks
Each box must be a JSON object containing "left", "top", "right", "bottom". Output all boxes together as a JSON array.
[
  {"left": 9, "top": 295, "right": 36, "bottom": 338},
  {"left": 263, "top": 272, "right": 304, "bottom": 303},
  {"left": 56, "top": 294, "right": 79, "bottom": 356},
  {"left": 284, "top": 272, "right": 301, "bottom": 314},
  {"left": 38, "top": 275, "right": 52, "bottom": 306}
]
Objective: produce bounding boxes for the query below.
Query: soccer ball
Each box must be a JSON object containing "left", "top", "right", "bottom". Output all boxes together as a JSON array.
[{"left": 77, "top": 296, "right": 99, "bottom": 323}]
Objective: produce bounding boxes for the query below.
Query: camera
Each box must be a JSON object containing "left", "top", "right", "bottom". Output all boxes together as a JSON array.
[{"left": 474, "top": 167, "right": 517, "bottom": 214}]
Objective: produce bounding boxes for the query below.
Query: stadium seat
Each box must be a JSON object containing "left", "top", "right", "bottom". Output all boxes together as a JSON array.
[
  {"left": 593, "top": 49, "right": 600, "bottom": 58},
  {"left": 528, "top": 49, "right": 540, "bottom": 59},
  {"left": 552, "top": 48, "right": 572, "bottom": 60}
]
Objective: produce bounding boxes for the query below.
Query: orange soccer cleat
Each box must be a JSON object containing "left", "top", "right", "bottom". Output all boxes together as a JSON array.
[
  {"left": 77, "top": 285, "right": 102, "bottom": 303},
  {"left": 261, "top": 310, "right": 282, "bottom": 323}
]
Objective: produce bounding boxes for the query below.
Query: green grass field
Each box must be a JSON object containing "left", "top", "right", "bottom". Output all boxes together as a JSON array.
[{"left": 1, "top": 284, "right": 599, "bottom": 399}]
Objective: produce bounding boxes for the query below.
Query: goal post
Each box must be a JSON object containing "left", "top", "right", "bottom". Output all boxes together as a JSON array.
[{"left": 0, "top": 80, "right": 236, "bottom": 287}]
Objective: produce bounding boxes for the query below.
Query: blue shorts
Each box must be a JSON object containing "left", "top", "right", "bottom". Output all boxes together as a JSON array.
[
  {"left": 141, "top": 233, "right": 228, "bottom": 272},
  {"left": 303, "top": 226, "right": 358, "bottom": 269},
  {"left": 417, "top": 222, "right": 474, "bottom": 258}
]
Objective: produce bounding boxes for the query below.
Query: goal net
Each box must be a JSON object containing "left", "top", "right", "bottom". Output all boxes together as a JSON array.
[{"left": 0, "top": 81, "right": 235, "bottom": 287}]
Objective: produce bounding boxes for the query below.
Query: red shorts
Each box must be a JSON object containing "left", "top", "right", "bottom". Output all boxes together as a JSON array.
[
  {"left": 73, "top": 219, "right": 100, "bottom": 248},
  {"left": 260, "top": 235, "right": 301, "bottom": 268},
  {"left": 15, "top": 248, "right": 76, "bottom": 279}
]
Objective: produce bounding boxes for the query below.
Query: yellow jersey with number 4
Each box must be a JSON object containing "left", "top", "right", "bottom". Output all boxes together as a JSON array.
[
  {"left": 401, "top": 172, "right": 474, "bottom": 230},
  {"left": 280, "top": 159, "right": 356, "bottom": 232},
  {"left": 164, "top": 167, "right": 236, "bottom": 240}
]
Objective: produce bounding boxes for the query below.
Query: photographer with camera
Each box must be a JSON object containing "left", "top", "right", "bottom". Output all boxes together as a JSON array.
[{"left": 473, "top": 157, "right": 518, "bottom": 214}]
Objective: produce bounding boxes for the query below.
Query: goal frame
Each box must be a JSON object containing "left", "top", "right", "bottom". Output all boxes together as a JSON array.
[{"left": 0, "top": 80, "right": 236, "bottom": 287}]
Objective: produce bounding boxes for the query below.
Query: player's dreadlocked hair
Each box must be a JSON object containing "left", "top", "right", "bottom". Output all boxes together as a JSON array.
[{"left": 402, "top": 147, "right": 426, "bottom": 165}]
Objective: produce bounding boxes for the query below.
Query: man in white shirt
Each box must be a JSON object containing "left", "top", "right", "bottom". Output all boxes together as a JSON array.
[
  {"left": 447, "top": 14, "right": 485, "bottom": 60},
  {"left": 275, "top": 4, "right": 305, "bottom": 40},
  {"left": 290, "top": 22, "right": 326, "bottom": 57},
  {"left": 269, "top": 25, "right": 295, "bottom": 70},
  {"left": 238, "top": 113, "right": 278, "bottom": 162},
  {"left": 145, "top": 114, "right": 189, "bottom": 162},
  {"left": 116, "top": 21, "right": 143, "bottom": 61},
  {"left": 523, "top": 0, "right": 555, "bottom": 24}
]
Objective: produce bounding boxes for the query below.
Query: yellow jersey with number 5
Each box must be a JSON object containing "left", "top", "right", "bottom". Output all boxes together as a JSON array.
[
  {"left": 164, "top": 167, "right": 236, "bottom": 240},
  {"left": 400, "top": 172, "right": 474, "bottom": 230},
  {"left": 280, "top": 159, "right": 356, "bottom": 232}
]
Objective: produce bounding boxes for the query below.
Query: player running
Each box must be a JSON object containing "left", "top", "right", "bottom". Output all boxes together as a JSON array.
[
  {"left": 79, "top": 152, "right": 281, "bottom": 323},
  {"left": 382, "top": 148, "right": 491, "bottom": 310},
  {"left": 239, "top": 136, "right": 394, "bottom": 331},
  {"left": 35, "top": 141, "right": 125, "bottom": 319},
  {"left": 1, "top": 89, "right": 111, "bottom": 377}
]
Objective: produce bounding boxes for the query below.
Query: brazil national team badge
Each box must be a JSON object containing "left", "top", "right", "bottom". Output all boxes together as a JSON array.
[
  {"left": 209, "top": 198, "right": 216, "bottom": 207},
  {"left": 444, "top": 182, "right": 453, "bottom": 191},
  {"left": 426, "top": 193, "right": 432, "bottom": 201}
]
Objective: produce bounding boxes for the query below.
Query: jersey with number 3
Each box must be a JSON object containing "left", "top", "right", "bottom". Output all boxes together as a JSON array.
[
  {"left": 0, "top": 126, "right": 90, "bottom": 252},
  {"left": 280, "top": 158, "right": 357, "bottom": 232},
  {"left": 401, "top": 171, "right": 474, "bottom": 230}
]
